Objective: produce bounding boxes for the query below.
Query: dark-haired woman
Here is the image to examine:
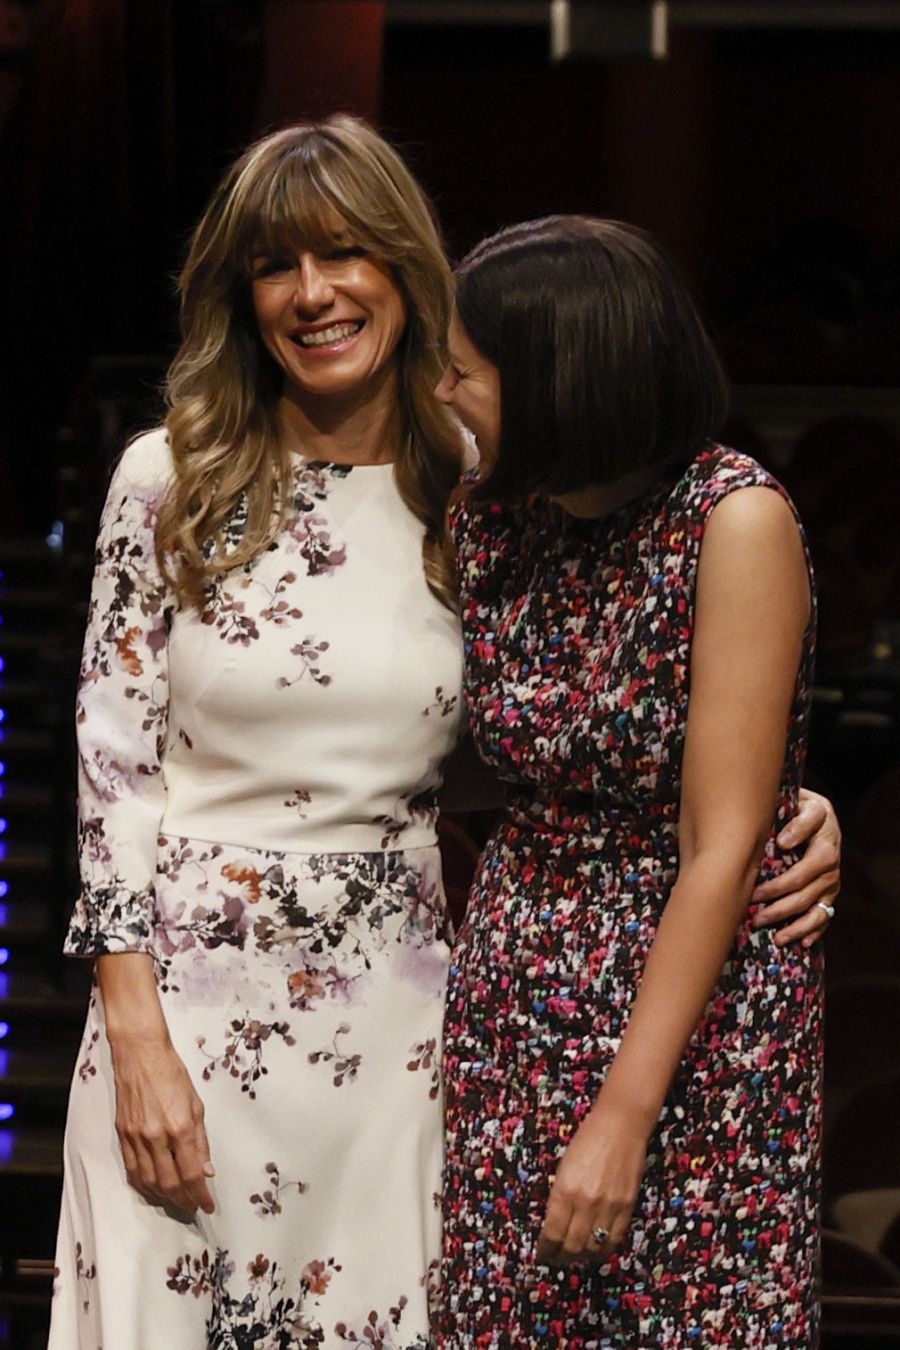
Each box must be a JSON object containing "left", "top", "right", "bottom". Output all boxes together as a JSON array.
[{"left": 436, "top": 217, "right": 824, "bottom": 1347}]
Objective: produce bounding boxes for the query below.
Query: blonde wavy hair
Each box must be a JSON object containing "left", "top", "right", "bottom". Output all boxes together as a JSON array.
[{"left": 157, "top": 115, "right": 461, "bottom": 607}]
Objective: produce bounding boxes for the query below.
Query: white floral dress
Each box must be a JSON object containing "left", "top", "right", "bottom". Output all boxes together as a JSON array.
[{"left": 50, "top": 428, "right": 465, "bottom": 1349}]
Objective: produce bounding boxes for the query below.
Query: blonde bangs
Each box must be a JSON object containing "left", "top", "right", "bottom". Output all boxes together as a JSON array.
[{"left": 228, "top": 123, "right": 434, "bottom": 277}]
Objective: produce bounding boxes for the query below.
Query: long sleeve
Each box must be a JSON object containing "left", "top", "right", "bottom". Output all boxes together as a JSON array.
[{"left": 64, "top": 430, "right": 176, "bottom": 955}]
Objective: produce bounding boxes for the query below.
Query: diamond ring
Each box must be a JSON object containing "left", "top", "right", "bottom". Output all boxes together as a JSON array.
[
  {"left": 817, "top": 901, "right": 835, "bottom": 919},
  {"left": 592, "top": 1225, "right": 610, "bottom": 1245}
]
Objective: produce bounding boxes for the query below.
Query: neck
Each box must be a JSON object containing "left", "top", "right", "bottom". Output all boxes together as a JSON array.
[
  {"left": 552, "top": 464, "right": 662, "bottom": 519},
  {"left": 278, "top": 366, "right": 403, "bottom": 466}
]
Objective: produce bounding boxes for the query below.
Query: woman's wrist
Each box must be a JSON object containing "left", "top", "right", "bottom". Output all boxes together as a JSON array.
[
  {"left": 96, "top": 951, "right": 170, "bottom": 1048},
  {"left": 104, "top": 1015, "right": 171, "bottom": 1050},
  {"left": 589, "top": 1083, "right": 661, "bottom": 1144}
]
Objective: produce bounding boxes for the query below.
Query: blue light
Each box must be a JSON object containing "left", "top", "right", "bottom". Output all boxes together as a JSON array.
[
  {"left": 0, "top": 1105, "right": 15, "bottom": 1122},
  {"left": 0, "top": 556, "right": 7, "bottom": 1102}
]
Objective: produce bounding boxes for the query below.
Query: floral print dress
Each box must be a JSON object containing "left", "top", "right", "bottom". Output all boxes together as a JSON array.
[
  {"left": 440, "top": 448, "right": 822, "bottom": 1348},
  {"left": 50, "top": 428, "right": 465, "bottom": 1349}
]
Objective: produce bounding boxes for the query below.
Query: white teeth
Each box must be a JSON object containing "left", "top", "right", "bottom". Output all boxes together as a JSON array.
[{"left": 296, "top": 321, "right": 362, "bottom": 347}]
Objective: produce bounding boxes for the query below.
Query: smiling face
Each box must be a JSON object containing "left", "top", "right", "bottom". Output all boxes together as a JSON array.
[
  {"left": 434, "top": 310, "right": 502, "bottom": 465},
  {"left": 251, "top": 219, "right": 407, "bottom": 406}
]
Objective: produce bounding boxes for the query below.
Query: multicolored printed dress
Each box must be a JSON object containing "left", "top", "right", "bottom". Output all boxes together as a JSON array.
[
  {"left": 50, "top": 428, "right": 464, "bottom": 1348},
  {"left": 440, "top": 447, "right": 822, "bottom": 1348}
]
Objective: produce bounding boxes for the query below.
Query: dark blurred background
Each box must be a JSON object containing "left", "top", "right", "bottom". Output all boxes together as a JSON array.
[{"left": 0, "top": 2, "right": 899, "bottom": 1346}]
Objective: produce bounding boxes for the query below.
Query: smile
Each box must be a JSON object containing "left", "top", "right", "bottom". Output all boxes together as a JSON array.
[{"left": 293, "top": 320, "right": 364, "bottom": 349}]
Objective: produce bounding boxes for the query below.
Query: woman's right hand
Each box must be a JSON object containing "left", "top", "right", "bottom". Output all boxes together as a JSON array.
[
  {"left": 97, "top": 952, "right": 215, "bottom": 1216},
  {"left": 109, "top": 1033, "right": 216, "bottom": 1216}
]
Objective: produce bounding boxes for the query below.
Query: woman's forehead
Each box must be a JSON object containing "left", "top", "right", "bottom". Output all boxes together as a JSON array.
[{"left": 248, "top": 206, "right": 352, "bottom": 258}]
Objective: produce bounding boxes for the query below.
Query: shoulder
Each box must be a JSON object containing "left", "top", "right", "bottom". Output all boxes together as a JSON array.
[
  {"left": 704, "top": 482, "right": 803, "bottom": 552},
  {"left": 678, "top": 445, "right": 778, "bottom": 504},
  {"left": 672, "top": 445, "right": 803, "bottom": 528},
  {"left": 110, "top": 427, "right": 175, "bottom": 498},
  {"left": 699, "top": 483, "right": 811, "bottom": 625}
]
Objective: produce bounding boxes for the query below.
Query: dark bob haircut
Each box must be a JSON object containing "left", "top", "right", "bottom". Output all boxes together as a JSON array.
[{"left": 454, "top": 215, "right": 729, "bottom": 499}]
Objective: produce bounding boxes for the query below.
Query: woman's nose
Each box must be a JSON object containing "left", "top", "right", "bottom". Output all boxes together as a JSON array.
[
  {"left": 294, "top": 255, "right": 335, "bottom": 311},
  {"left": 434, "top": 366, "right": 455, "bottom": 402}
]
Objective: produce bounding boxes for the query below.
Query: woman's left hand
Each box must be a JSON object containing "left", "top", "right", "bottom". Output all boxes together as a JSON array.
[
  {"left": 535, "top": 1105, "right": 647, "bottom": 1266},
  {"left": 751, "top": 787, "right": 841, "bottom": 948}
]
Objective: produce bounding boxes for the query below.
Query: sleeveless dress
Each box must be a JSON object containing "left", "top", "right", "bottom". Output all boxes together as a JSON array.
[
  {"left": 440, "top": 448, "right": 822, "bottom": 1348},
  {"left": 50, "top": 428, "right": 464, "bottom": 1349}
]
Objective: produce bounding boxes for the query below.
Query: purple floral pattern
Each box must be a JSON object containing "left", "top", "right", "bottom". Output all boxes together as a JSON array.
[{"left": 51, "top": 429, "right": 464, "bottom": 1348}]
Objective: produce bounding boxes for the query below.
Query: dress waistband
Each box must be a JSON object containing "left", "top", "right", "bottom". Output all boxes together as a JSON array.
[{"left": 504, "top": 789, "right": 679, "bottom": 849}]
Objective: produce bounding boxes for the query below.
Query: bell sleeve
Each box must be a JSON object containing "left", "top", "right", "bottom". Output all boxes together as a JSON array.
[{"left": 64, "top": 430, "right": 176, "bottom": 955}]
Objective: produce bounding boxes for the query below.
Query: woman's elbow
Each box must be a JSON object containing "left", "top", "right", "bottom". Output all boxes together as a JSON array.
[{"left": 677, "top": 831, "right": 771, "bottom": 899}]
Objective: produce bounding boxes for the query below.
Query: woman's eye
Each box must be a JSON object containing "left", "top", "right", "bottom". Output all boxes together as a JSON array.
[
  {"left": 252, "top": 258, "right": 292, "bottom": 278},
  {"left": 327, "top": 246, "right": 367, "bottom": 261}
]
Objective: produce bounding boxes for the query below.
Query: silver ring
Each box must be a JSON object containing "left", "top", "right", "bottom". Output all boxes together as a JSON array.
[
  {"left": 592, "top": 1225, "right": 610, "bottom": 1245},
  {"left": 817, "top": 901, "right": 836, "bottom": 919}
]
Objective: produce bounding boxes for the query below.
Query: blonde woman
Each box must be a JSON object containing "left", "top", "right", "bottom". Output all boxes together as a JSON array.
[
  {"left": 50, "top": 119, "right": 838, "bottom": 1348},
  {"left": 50, "top": 117, "right": 464, "bottom": 1347}
]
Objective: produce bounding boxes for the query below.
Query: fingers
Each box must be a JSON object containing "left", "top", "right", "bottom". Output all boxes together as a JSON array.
[
  {"left": 169, "top": 1119, "right": 216, "bottom": 1215},
  {"left": 585, "top": 1209, "right": 631, "bottom": 1263},
  {"left": 752, "top": 836, "right": 841, "bottom": 903},
  {"left": 753, "top": 892, "right": 834, "bottom": 947},
  {"left": 753, "top": 869, "right": 839, "bottom": 925},
  {"left": 752, "top": 827, "right": 840, "bottom": 950},
  {"left": 119, "top": 1135, "right": 157, "bottom": 1204},
  {"left": 558, "top": 1208, "right": 596, "bottom": 1264},
  {"left": 778, "top": 793, "right": 826, "bottom": 848},
  {"left": 753, "top": 875, "right": 838, "bottom": 948},
  {"left": 149, "top": 1136, "right": 193, "bottom": 1213},
  {"left": 118, "top": 1118, "right": 215, "bottom": 1215},
  {"left": 750, "top": 837, "right": 841, "bottom": 912},
  {"left": 537, "top": 1190, "right": 633, "bottom": 1267},
  {"left": 196, "top": 1115, "right": 216, "bottom": 1181},
  {"left": 535, "top": 1189, "right": 568, "bottom": 1266},
  {"left": 129, "top": 1137, "right": 166, "bottom": 1205}
]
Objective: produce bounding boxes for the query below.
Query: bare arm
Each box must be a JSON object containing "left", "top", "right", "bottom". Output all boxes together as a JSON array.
[
  {"left": 537, "top": 486, "right": 811, "bottom": 1263},
  {"left": 97, "top": 953, "right": 215, "bottom": 1216}
]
